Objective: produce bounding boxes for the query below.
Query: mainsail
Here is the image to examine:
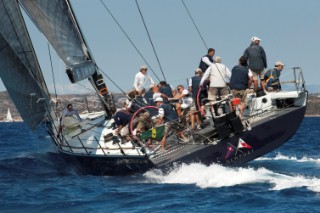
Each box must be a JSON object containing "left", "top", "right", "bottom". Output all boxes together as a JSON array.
[
  {"left": 19, "top": 0, "right": 96, "bottom": 83},
  {"left": 0, "top": 0, "right": 50, "bottom": 129}
]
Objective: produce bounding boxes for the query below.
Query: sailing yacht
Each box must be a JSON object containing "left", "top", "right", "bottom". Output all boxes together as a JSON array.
[
  {"left": 0, "top": 0, "right": 308, "bottom": 175},
  {"left": 5, "top": 108, "right": 13, "bottom": 122}
]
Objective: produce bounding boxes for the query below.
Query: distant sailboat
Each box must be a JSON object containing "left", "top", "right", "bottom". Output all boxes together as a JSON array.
[{"left": 6, "top": 108, "right": 13, "bottom": 122}]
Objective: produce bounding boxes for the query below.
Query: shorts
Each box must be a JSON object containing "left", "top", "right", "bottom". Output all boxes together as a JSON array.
[
  {"left": 120, "top": 124, "right": 129, "bottom": 136},
  {"left": 208, "top": 87, "right": 230, "bottom": 101},
  {"left": 182, "top": 107, "right": 191, "bottom": 117},
  {"left": 251, "top": 69, "right": 265, "bottom": 81},
  {"left": 190, "top": 106, "right": 197, "bottom": 113},
  {"left": 137, "top": 111, "right": 150, "bottom": 130},
  {"left": 231, "top": 89, "right": 248, "bottom": 104}
]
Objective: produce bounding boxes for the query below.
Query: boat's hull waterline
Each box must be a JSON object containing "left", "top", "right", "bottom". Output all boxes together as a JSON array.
[{"left": 55, "top": 105, "right": 306, "bottom": 175}]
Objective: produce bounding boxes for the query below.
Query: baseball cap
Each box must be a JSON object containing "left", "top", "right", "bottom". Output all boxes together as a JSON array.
[
  {"left": 251, "top": 36, "right": 261, "bottom": 42},
  {"left": 275, "top": 61, "right": 285, "bottom": 66},
  {"left": 155, "top": 97, "right": 163, "bottom": 102},
  {"left": 140, "top": 65, "right": 148, "bottom": 70}
]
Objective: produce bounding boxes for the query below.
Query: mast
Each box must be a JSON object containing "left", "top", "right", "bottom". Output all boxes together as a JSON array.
[{"left": 66, "top": 0, "right": 115, "bottom": 116}]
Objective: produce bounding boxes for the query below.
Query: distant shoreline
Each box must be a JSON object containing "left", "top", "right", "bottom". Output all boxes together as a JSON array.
[
  {"left": 304, "top": 115, "right": 320, "bottom": 117},
  {"left": 1, "top": 115, "right": 319, "bottom": 123}
]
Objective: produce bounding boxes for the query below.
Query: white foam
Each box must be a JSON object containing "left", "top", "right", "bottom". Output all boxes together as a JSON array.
[
  {"left": 256, "top": 153, "right": 320, "bottom": 164},
  {"left": 143, "top": 163, "right": 320, "bottom": 192}
]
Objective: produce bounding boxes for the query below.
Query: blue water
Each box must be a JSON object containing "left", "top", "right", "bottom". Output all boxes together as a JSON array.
[{"left": 0, "top": 118, "right": 319, "bottom": 213}]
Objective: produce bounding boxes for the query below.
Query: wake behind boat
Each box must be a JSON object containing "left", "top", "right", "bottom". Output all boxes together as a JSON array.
[{"left": 0, "top": 0, "right": 307, "bottom": 175}]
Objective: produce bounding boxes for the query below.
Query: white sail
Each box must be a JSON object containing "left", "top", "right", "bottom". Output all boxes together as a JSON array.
[
  {"left": 6, "top": 108, "right": 13, "bottom": 122},
  {"left": 19, "top": 0, "right": 97, "bottom": 83}
]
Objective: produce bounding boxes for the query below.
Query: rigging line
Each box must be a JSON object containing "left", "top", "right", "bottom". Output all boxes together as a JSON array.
[
  {"left": 47, "top": 43, "right": 57, "bottom": 101},
  {"left": 98, "top": 0, "right": 161, "bottom": 82},
  {"left": 135, "top": 0, "right": 167, "bottom": 82},
  {"left": 76, "top": 82, "right": 95, "bottom": 93},
  {"left": 181, "top": 0, "right": 208, "bottom": 50},
  {"left": 97, "top": 66, "right": 128, "bottom": 95}
]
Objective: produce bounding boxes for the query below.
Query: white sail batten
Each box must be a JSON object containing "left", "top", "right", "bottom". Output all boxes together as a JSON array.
[
  {"left": 20, "top": 0, "right": 96, "bottom": 83},
  {"left": 0, "top": 0, "right": 50, "bottom": 129}
]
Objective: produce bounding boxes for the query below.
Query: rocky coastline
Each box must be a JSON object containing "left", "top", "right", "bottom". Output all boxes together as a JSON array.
[{"left": 0, "top": 91, "right": 319, "bottom": 122}]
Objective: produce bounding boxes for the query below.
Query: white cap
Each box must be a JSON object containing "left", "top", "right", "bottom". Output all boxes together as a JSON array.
[
  {"left": 214, "top": 56, "right": 221, "bottom": 63},
  {"left": 251, "top": 36, "right": 261, "bottom": 42},
  {"left": 195, "top": 68, "right": 202, "bottom": 73},
  {"left": 275, "top": 61, "right": 285, "bottom": 66},
  {"left": 119, "top": 98, "right": 129, "bottom": 106},
  {"left": 149, "top": 84, "right": 156, "bottom": 89},
  {"left": 140, "top": 65, "right": 148, "bottom": 70},
  {"left": 155, "top": 97, "right": 163, "bottom": 102}
]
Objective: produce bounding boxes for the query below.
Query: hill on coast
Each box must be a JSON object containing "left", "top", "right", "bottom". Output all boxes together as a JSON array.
[{"left": 0, "top": 91, "right": 319, "bottom": 121}]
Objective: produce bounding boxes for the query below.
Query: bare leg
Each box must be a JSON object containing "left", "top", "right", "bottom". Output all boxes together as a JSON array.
[
  {"left": 261, "top": 79, "right": 266, "bottom": 91},
  {"left": 190, "top": 113, "right": 195, "bottom": 129},
  {"left": 253, "top": 80, "right": 258, "bottom": 92},
  {"left": 176, "top": 103, "right": 182, "bottom": 117},
  {"left": 161, "top": 135, "right": 166, "bottom": 149},
  {"left": 195, "top": 113, "right": 201, "bottom": 126}
]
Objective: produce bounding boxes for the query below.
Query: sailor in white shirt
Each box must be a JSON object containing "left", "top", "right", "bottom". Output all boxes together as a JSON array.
[
  {"left": 200, "top": 56, "right": 232, "bottom": 102},
  {"left": 133, "top": 65, "right": 155, "bottom": 95}
]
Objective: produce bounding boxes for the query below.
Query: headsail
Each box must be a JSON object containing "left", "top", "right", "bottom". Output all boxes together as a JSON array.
[
  {"left": 20, "top": 0, "right": 116, "bottom": 115},
  {"left": 0, "top": 33, "right": 49, "bottom": 129},
  {"left": 0, "top": 0, "right": 50, "bottom": 129},
  {"left": 0, "top": 0, "right": 48, "bottom": 93},
  {"left": 19, "top": 0, "right": 96, "bottom": 83}
]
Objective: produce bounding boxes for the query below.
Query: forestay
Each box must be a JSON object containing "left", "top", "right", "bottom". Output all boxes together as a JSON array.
[
  {"left": 19, "top": 0, "right": 96, "bottom": 83},
  {"left": 0, "top": 0, "right": 50, "bottom": 129}
]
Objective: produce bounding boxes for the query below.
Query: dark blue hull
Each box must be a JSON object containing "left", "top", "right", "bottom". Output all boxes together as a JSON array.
[{"left": 58, "top": 105, "right": 306, "bottom": 175}]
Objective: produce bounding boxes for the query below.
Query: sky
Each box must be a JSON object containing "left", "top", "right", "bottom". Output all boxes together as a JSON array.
[{"left": 1, "top": 0, "right": 320, "bottom": 94}]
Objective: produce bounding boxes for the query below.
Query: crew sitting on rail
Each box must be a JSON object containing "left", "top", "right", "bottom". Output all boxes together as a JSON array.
[
  {"left": 264, "top": 61, "right": 285, "bottom": 91},
  {"left": 152, "top": 85, "right": 169, "bottom": 103},
  {"left": 155, "top": 97, "right": 186, "bottom": 149},
  {"left": 169, "top": 85, "right": 189, "bottom": 117}
]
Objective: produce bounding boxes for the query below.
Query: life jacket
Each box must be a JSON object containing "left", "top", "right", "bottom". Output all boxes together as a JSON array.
[
  {"left": 199, "top": 54, "right": 213, "bottom": 73},
  {"left": 230, "top": 65, "right": 249, "bottom": 90},
  {"left": 159, "top": 103, "right": 178, "bottom": 122},
  {"left": 159, "top": 84, "right": 173, "bottom": 98},
  {"left": 191, "top": 75, "right": 201, "bottom": 99}
]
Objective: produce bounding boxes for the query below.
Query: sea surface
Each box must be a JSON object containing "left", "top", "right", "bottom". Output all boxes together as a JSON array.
[{"left": 0, "top": 118, "right": 319, "bottom": 213}]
